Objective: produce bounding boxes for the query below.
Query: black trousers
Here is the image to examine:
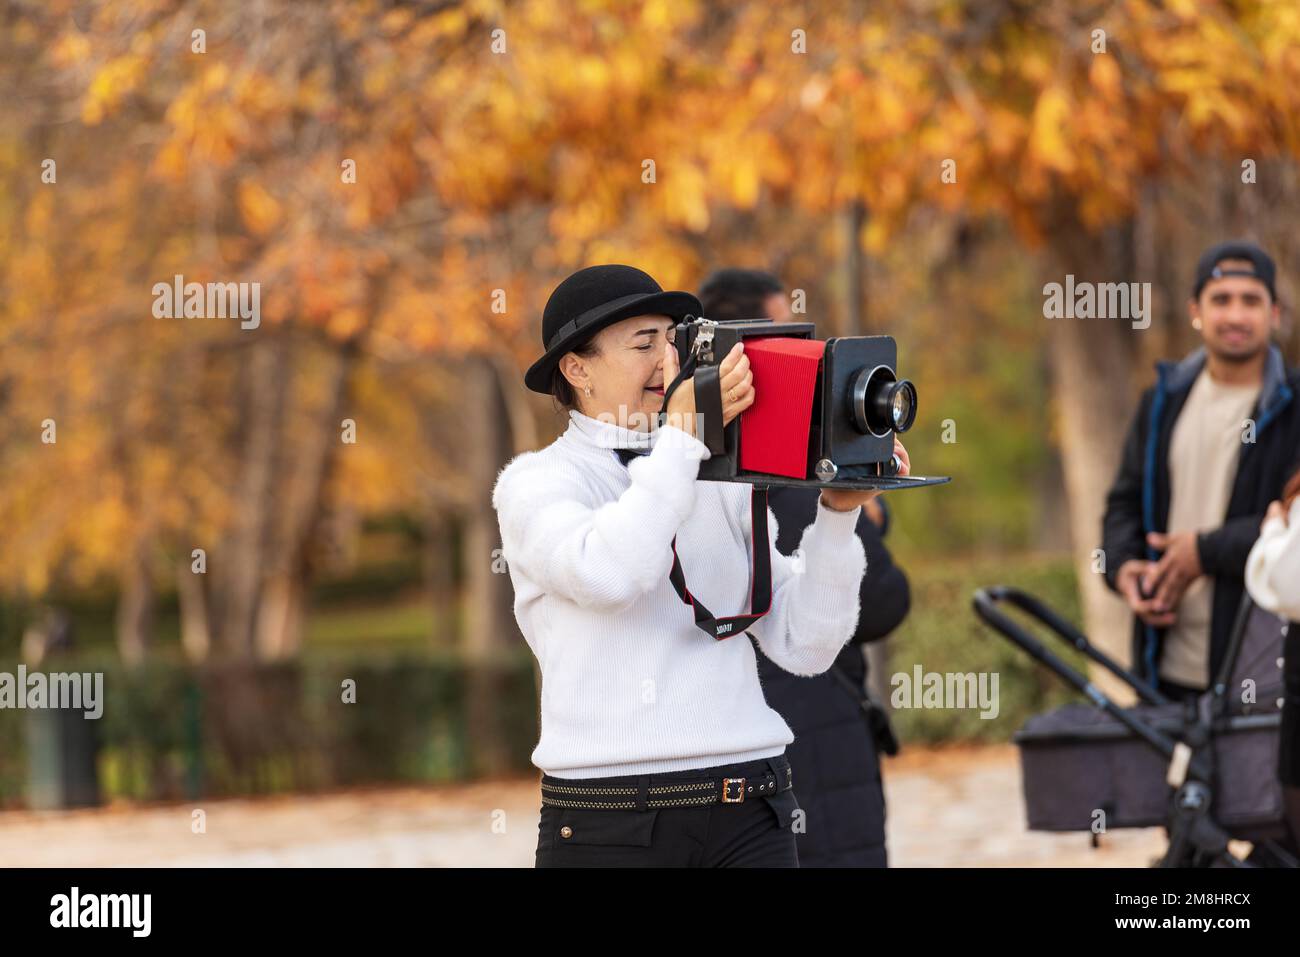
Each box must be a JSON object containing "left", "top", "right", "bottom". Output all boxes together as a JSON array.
[{"left": 535, "top": 755, "right": 800, "bottom": 868}]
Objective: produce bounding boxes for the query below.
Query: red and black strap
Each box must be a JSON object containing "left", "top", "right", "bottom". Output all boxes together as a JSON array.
[
  {"left": 667, "top": 485, "right": 772, "bottom": 640},
  {"left": 651, "top": 348, "right": 772, "bottom": 640}
]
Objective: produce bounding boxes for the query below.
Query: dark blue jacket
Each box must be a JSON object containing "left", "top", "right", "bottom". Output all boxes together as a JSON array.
[
  {"left": 1102, "top": 345, "right": 1300, "bottom": 686},
  {"left": 753, "top": 489, "right": 910, "bottom": 867}
]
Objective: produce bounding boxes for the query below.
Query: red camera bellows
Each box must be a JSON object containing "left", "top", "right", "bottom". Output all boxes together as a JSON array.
[{"left": 738, "top": 336, "right": 824, "bottom": 478}]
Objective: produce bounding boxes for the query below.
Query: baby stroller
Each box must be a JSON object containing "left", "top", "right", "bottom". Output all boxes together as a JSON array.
[{"left": 973, "top": 585, "right": 1295, "bottom": 868}]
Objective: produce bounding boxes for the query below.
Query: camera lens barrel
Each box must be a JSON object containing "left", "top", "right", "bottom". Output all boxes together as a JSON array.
[
  {"left": 888, "top": 379, "right": 918, "bottom": 432},
  {"left": 851, "top": 365, "right": 917, "bottom": 437}
]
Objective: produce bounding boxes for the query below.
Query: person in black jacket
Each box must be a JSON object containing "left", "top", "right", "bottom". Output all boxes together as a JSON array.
[
  {"left": 699, "top": 268, "right": 911, "bottom": 866},
  {"left": 1102, "top": 241, "right": 1300, "bottom": 699}
]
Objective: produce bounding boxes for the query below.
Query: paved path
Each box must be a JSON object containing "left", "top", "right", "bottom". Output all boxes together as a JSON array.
[
  {"left": 882, "top": 744, "right": 1167, "bottom": 867},
  {"left": 0, "top": 744, "right": 1170, "bottom": 867}
]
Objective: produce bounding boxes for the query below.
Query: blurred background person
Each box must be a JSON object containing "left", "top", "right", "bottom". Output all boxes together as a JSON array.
[
  {"left": 1102, "top": 241, "right": 1300, "bottom": 702},
  {"left": 698, "top": 267, "right": 911, "bottom": 867}
]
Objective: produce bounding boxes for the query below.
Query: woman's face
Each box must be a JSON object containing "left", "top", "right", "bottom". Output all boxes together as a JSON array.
[{"left": 560, "top": 314, "right": 674, "bottom": 431}]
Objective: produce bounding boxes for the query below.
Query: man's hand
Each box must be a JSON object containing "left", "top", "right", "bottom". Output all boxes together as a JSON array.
[
  {"left": 1144, "top": 531, "right": 1203, "bottom": 614},
  {"left": 1115, "top": 559, "right": 1176, "bottom": 628},
  {"left": 863, "top": 498, "right": 885, "bottom": 527}
]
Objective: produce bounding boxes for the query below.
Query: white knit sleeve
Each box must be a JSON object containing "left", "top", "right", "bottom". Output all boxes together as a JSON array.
[
  {"left": 492, "top": 425, "right": 709, "bottom": 612},
  {"left": 747, "top": 496, "right": 868, "bottom": 675},
  {"left": 1245, "top": 499, "right": 1300, "bottom": 621}
]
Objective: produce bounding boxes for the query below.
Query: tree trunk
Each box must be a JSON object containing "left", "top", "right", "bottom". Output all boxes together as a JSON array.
[
  {"left": 462, "top": 354, "right": 519, "bottom": 776},
  {"left": 214, "top": 333, "right": 291, "bottom": 658},
  {"left": 177, "top": 555, "right": 211, "bottom": 663},
  {"left": 842, "top": 200, "right": 867, "bottom": 337},
  {"left": 115, "top": 536, "right": 155, "bottom": 667},
  {"left": 255, "top": 573, "right": 307, "bottom": 661},
  {"left": 426, "top": 508, "right": 459, "bottom": 648},
  {"left": 253, "top": 337, "right": 359, "bottom": 660},
  {"left": 1046, "top": 223, "right": 1146, "bottom": 705}
]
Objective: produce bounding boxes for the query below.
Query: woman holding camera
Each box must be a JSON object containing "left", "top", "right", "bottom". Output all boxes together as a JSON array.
[{"left": 493, "top": 264, "right": 906, "bottom": 867}]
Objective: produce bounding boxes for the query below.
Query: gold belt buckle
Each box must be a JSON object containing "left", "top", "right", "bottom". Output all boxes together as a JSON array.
[{"left": 722, "top": 777, "right": 746, "bottom": 803}]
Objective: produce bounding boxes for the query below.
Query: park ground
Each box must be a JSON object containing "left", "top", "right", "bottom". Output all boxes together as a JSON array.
[{"left": 0, "top": 743, "right": 1172, "bottom": 867}]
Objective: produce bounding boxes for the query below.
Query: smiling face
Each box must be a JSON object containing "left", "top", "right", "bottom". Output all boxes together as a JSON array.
[
  {"left": 1190, "top": 259, "right": 1280, "bottom": 363},
  {"left": 557, "top": 314, "right": 675, "bottom": 430}
]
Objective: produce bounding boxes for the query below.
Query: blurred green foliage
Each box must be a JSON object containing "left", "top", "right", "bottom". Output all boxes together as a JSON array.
[
  {"left": 0, "top": 550, "right": 1091, "bottom": 807},
  {"left": 880, "top": 229, "right": 1057, "bottom": 558},
  {"left": 886, "top": 551, "right": 1089, "bottom": 745},
  {"left": 0, "top": 649, "right": 538, "bottom": 807}
]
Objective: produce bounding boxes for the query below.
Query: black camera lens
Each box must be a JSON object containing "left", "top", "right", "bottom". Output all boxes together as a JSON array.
[
  {"left": 851, "top": 365, "right": 917, "bottom": 437},
  {"left": 888, "top": 379, "right": 917, "bottom": 432}
]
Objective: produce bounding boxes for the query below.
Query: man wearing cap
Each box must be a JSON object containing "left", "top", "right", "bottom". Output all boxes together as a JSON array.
[{"left": 1102, "top": 241, "right": 1300, "bottom": 699}]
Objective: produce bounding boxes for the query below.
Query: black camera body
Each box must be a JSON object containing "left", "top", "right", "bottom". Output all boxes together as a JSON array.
[{"left": 668, "top": 317, "right": 949, "bottom": 491}]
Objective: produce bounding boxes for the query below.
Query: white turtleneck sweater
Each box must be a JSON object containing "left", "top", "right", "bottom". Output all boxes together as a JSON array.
[
  {"left": 491, "top": 409, "right": 868, "bottom": 779},
  {"left": 1246, "top": 498, "right": 1300, "bottom": 621}
]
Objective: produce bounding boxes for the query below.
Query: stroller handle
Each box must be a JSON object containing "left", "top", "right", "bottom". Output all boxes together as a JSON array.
[
  {"left": 972, "top": 585, "right": 1169, "bottom": 707},
  {"left": 972, "top": 586, "right": 1188, "bottom": 765},
  {"left": 973, "top": 586, "right": 1254, "bottom": 866}
]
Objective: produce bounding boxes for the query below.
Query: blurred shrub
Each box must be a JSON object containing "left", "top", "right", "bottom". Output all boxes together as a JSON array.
[
  {"left": 0, "top": 649, "right": 538, "bottom": 808},
  {"left": 0, "top": 553, "right": 1097, "bottom": 807},
  {"left": 885, "top": 552, "right": 1089, "bottom": 745}
]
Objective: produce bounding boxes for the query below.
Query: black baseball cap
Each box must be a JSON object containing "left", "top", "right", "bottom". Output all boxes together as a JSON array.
[{"left": 1193, "top": 240, "right": 1277, "bottom": 301}]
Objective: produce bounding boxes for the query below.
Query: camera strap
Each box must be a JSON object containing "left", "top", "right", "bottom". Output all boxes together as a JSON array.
[
  {"left": 659, "top": 349, "right": 698, "bottom": 427},
  {"left": 668, "top": 486, "right": 772, "bottom": 640},
  {"left": 691, "top": 363, "right": 727, "bottom": 455},
  {"left": 659, "top": 347, "right": 726, "bottom": 455},
  {"left": 658, "top": 349, "right": 772, "bottom": 641}
]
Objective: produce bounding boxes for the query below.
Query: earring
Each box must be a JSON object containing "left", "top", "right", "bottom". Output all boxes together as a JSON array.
[
  {"left": 1192, "top": 318, "right": 1203, "bottom": 330},
  {"left": 584, "top": 386, "right": 592, "bottom": 398}
]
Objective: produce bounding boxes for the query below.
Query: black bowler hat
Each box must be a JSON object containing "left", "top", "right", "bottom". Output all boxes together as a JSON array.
[{"left": 524, "top": 265, "right": 702, "bottom": 395}]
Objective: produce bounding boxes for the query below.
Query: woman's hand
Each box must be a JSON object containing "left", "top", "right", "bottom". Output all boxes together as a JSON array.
[
  {"left": 819, "top": 438, "right": 910, "bottom": 512},
  {"left": 662, "top": 341, "right": 755, "bottom": 437},
  {"left": 716, "top": 342, "right": 754, "bottom": 426},
  {"left": 1263, "top": 500, "right": 1287, "bottom": 530}
]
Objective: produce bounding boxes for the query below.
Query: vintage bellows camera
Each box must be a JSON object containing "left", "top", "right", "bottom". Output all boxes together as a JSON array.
[{"left": 665, "top": 317, "right": 949, "bottom": 491}]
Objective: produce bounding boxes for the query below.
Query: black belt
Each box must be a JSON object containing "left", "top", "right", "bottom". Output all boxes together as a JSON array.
[{"left": 541, "top": 759, "right": 793, "bottom": 810}]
